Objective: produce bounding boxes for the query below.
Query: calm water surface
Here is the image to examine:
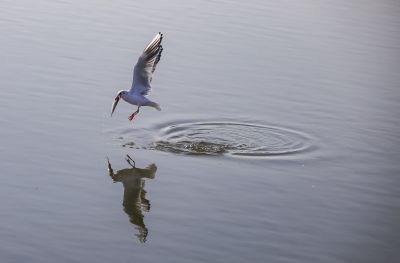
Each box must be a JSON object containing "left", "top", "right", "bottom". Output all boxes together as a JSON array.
[{"left": 1, "top": 0, "right": 400, "bottom": 262}]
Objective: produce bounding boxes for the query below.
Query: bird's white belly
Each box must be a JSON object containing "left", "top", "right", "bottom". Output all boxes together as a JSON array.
[{"left": 123, "top": 94, "right": 149, "bottom": 106}]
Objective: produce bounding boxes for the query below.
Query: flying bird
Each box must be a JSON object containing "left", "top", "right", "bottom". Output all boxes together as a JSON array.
[{"left": 111, "top": 32, "right": 164, "bottom": 121}]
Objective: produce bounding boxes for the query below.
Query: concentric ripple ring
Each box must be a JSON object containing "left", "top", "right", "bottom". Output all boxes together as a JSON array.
[{"left": 153, "top": 121, "right": 314, "bottom": 157}]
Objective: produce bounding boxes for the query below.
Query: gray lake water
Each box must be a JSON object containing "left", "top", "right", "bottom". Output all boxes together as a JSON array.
[{"left": 1, "top": 0, "right": 400, "bottom": 262}]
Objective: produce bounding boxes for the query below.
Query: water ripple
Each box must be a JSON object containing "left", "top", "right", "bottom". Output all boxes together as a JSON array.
[{"left": 152, "top": 121, "right": 314, "bottom": 158}]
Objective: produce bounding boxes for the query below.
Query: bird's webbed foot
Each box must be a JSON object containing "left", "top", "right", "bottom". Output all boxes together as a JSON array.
[{"left": 128, "top": 107, "right": 140, "bottom": 121}]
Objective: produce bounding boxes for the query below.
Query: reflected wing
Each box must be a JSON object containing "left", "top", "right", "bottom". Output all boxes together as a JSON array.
[{"left": 130, "top": 32, "right": 163, "bottom": 95}]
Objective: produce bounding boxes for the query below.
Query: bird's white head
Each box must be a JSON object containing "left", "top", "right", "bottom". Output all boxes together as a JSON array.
[{"left": 111, "top": 90, "right": 128, "bottom": 116}]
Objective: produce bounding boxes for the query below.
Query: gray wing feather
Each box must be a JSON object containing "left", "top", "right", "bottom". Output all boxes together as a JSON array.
[{"left": 130, "top": 32, "right": 163, "bottom": 95}]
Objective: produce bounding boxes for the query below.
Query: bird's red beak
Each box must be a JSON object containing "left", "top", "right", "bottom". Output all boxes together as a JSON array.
[{"left": 111, "top": 95, "right": 120, "bottom": 116}]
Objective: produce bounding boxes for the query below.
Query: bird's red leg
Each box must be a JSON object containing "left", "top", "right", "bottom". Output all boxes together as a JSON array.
[
  {"left": 128, "top": 112, "right": 137, "bottom": 121},
  {"left": 128, "top": 106, "right": 140, "bottom": 121}
]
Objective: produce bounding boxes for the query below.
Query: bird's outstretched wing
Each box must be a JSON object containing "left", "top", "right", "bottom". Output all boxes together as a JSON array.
[{"left": 130, "top": 32, "right": 163, "bottom": 95}]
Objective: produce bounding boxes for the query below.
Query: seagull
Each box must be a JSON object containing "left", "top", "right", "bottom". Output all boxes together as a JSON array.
[{"left": 111, "top": 32, "right": 164, "bottom": 121}]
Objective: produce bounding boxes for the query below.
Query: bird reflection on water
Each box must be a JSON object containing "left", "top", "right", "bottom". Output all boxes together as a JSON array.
[{"left": 107, "top": 154, "right": 156, "bottom": 243}]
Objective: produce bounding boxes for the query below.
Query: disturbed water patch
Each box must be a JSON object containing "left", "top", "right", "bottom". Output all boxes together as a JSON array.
[{"left": 152, "top": 121, "right": 314, "bottom": 158}]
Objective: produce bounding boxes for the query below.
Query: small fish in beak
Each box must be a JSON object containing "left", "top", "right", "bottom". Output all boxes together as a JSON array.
[{"left": 111, "top": 95, "right": 120, "bottom": 116}]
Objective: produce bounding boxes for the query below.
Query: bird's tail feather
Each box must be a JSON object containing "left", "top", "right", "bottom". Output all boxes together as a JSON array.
[{"left": 148, "top": 101, "right": 161, "bottom": 111}]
